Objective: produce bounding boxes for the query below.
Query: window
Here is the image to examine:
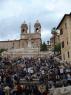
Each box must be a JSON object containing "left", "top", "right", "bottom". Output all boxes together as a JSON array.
[
  {"left": 23, "top": 29, "right": 25, "bottom": 32},
  {"left": 62, "top": 41, "right": 64, "bottom": 48},
  {"left": 68, "top": 51, "right": 70, "bottom": 58},
  {"left": 36, "top": 28, "right": 39, "bottom": 32},
  {"left": 60, "top": 29, "right": 63, "bottom": 35},
  {"left": 67, "top": 40, "right": 68, "bottom": 45}
]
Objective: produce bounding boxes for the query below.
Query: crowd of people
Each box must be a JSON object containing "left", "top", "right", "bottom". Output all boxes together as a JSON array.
[
  {"left": 0, "top": 55, "right": 71, "bottom": 95},
  {"left": 48, "top": 57, "right": 71, "bottom": 88}
]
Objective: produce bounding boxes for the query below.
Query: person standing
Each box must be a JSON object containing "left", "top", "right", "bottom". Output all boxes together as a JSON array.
[{"left": 4, "top": 85, "right": 10, "bottom": 95}]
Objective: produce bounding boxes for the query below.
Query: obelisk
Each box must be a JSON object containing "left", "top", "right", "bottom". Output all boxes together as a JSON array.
[{"left": 28, "top": 23, "right": 32, "bottom": 48}]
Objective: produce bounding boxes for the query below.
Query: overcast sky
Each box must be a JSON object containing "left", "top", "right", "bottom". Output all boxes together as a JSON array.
[{"left": 0, "top": 0, "right": 71, "bottom": 42}]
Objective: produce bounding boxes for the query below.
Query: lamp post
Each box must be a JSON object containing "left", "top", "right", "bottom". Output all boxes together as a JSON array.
[{"left": 51, "top": 27, "right": 57, "bottom": 55}]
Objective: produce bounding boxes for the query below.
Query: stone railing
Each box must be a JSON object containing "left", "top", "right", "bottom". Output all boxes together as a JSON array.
[{"left": 49, "top": 86, "right": 71, "bottom": 95}]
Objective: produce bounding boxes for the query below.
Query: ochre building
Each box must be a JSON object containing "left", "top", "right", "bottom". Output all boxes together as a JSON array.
[{"left": 57, "top": 13, "right": 71, "bottom": 62}]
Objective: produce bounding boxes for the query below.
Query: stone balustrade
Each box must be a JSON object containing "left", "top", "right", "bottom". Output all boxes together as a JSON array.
[{"left": 49, "top": 86, "right": 71, "bottom": 95}]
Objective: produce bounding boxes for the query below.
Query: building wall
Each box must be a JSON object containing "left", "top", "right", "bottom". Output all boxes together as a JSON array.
[
  {"left": 0, "top": 40, "right": 20, "bottom": 50},
  {"left": 0, "top": 41, "right": 13, "bottom": 49},
  {"left": 57, "top": 14, "right": 71, "bottom": 62},
  {"left": 50, "top": 37, "right": 54, "bottom": 50},
  {"left": 0, "top": 33, "right": 41, "bottom": 50},
  {"left": 50, "top": 34, "right": 60, "bottom": 50},
  {"left": 21, "top": 32, "right": 41, "bottom": 48}
]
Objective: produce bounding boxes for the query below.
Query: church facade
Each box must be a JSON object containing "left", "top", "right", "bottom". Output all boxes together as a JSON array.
[{"left": 0, "top": 20, "right": 41, "bottom": 50}]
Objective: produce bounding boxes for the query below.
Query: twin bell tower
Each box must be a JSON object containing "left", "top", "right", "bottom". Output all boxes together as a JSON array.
[{"left": 21, "top": 20, "right": 41, "bottom": 38}]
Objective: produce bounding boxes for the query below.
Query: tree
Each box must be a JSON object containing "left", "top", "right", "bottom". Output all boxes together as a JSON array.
[
  {"left": 0, "top": 48, "right": 7, "bottom": 55},
  {"left": 51, "top": 27, "right": 57, "bottom": 54},
  {"left": 51, "top": 27, "right": 57, "bottom": 33},
  {"left": 40, "top": 42, "right": 47, "bottom": 51},
  {"left": 54, "top": 43, "right": 61, "bottom": 54}
]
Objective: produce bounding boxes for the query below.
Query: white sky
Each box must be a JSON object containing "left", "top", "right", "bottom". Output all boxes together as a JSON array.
[{"left": 0, "top": 0, "right": 71, "bottom": 42}]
